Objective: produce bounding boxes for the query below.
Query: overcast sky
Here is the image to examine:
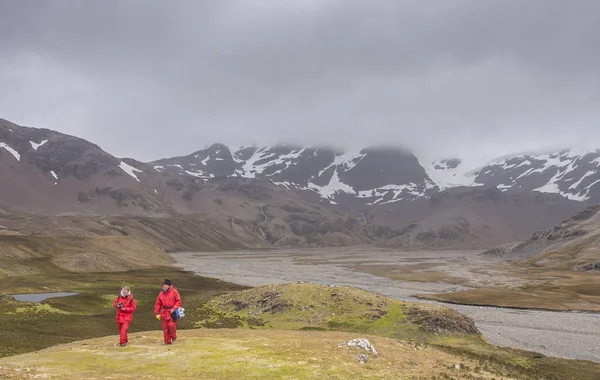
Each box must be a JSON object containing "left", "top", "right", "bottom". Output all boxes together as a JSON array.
[{"left": 0, "top": 1, "right": 599, "bottom": 166}]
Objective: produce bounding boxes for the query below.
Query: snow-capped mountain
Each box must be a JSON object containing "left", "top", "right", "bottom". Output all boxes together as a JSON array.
[
  {"left": 425, "top": 158, "right": 479, "bottom": 190},
  {"left": 3, "top": 115, "right": 600, "bottom": 215},
  {"left": 468, "top": 149, "right": 600, "bottom": 203},
  {"left": 1, "top": 117, "right": 591, "bottom": 250},
  {"left": 153, "top": 145, "right": 600, "bottom": 205},
  {"left": 152, "top": 144, "right": 439, "bottom": 205}
]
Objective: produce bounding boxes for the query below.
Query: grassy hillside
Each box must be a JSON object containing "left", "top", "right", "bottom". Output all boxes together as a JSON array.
[
  {"left": 0, "top": 329, "right": 516, "bottom": 379},
  {"left": 0, "top": 234, "right": 174, "bottom": 276},
  {"left": 197, "top": 283, "right": 478, "bottom": 338},
  {"left": 1, "top": 283, "right": 599, "bottom": 379},
  {"left": 0, "top": 266, "right": 248, "bottom": 357}
]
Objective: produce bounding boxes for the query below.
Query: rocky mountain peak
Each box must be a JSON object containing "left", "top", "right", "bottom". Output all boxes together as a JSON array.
[
  {"left": 1, "top": 118, "right": 119, "bottom": 181},
  {"left": 152, "top": 143, "right": 437, "bottom": 206},
  {"left": 470, "top": 149, "right": 600, "bottom": 203}
]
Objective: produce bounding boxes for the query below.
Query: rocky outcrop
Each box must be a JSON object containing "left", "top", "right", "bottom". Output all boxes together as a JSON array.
[{"left": 481, "top": 203, "right": 600, "bottom": 267}]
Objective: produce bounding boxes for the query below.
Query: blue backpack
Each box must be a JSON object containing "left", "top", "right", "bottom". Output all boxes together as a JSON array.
[{"left": 170, "top": 307, "right": 185, "bottom": 321}]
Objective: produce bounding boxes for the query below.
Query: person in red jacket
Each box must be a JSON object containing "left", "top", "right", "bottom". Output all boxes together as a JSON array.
[
  {"left": 154, "top": 279, "right": 181, "bottom": 344},
  {"left": 113, "top": 286, "right": 136, "bottom": 346}
]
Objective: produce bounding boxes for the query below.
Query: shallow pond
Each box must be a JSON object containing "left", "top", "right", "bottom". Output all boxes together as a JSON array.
[{"left": 9, "top": 292, "right": 80, "bottom": 302}]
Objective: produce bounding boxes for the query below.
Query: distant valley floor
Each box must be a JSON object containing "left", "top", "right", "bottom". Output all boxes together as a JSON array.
[{"left": 170, "top": 247, "right": 600, "bottom": 363}]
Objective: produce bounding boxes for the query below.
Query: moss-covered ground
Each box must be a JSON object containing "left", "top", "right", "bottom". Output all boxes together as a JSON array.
[
  {"left": 0, "top": 262, "right": 599, "bottom": 379},
  {"left": 0, "top": 261, "right": 247, "bottom": 358}
]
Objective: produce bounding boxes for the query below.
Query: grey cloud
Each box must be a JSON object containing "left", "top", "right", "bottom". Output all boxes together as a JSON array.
[{"left": 0, "top": 0, "right": 599, "bottom": 167}]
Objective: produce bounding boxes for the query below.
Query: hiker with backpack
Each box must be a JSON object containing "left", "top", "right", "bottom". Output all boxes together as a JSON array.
[
  {"left": 114, "top": 286, "right": 136, "bottom": 346},
  {"left": 154, "top": 278, "right": 182, "bottom": 344}
]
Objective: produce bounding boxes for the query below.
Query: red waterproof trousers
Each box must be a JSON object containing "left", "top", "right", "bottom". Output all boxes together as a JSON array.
[
  {"left": 161, "top": 319, "right": 177, "bottom": 344},
  {"left": 117, "top": 321, "right": 131, "bottom": 344}
]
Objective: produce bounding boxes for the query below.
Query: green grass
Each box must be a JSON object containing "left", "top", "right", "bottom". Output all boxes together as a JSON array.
[
  {"left": 193, "top": 283, "right": 600, "bottom": 380},
  {"left": 1, "top": 261, "right": 599, "bottom": 379},
  {"left": 195, "top": 283, "right": 479, "bottom": 342},
  {"left": 0, "top": 262, "right": 247, "bottom": 358},
  {"left": 0, "top": 329, "right": 516, "bottom": 379}
]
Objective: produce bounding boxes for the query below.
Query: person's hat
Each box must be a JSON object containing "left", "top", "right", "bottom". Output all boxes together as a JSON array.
[{"left": 163, "top": 279, "right": 172, "bottom": 286}]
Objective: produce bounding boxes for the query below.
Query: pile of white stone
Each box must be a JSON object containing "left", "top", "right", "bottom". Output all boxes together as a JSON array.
[{"left": 340, "top": 338, "right": 378, "bottom": 364}]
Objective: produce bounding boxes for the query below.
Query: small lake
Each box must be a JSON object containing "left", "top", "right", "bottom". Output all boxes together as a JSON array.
[{"left": 8, "top": 292, "right": 80, "bottom": 302}]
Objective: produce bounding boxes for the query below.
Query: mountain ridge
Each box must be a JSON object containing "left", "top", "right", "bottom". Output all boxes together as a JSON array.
[
  {"left": 0, "top": 117, "right": 592, "bottom": 250},
  {"left": 4, "top": 117, "right": 600, "bottom": 206}
]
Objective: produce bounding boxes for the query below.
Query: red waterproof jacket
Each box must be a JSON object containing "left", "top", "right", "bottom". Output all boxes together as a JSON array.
[
  {"left": 114, "top": 293, "right": 136, "bottom": 323},
  {"left": 154, "top": 286, "right": 181, "bottom": 321}
]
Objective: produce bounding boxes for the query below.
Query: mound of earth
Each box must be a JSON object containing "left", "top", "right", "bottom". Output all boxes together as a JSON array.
[{"left": 197, "top": 283, "right": 479, "bottom": 337}]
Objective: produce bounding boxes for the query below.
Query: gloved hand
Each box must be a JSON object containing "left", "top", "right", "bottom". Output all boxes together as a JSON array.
[{"left": 155, "top": 314, "right": 161, "bottom": 320}]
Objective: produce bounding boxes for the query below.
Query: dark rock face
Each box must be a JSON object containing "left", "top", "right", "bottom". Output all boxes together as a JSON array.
[
  {"left": 1, "top": 118, "right": 120, "bottom": 180},
  {"left": 337, "top": 147, "right": 425, "bottom": 190},
  {"left": 576, "top": 261, "right": 600, "bottom": 271},
  {"left": 571, "top": 204, "right": 600, "bottom": 221}
]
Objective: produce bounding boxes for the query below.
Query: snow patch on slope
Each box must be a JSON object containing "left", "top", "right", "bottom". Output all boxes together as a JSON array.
[
  {"left": 569, "top": 170, "right": 596, "bottom": 190},
  {"left": 426, "top": 159, "right": 477, "bottom": 190},
  {"left": 304, "top": 150, "right": 368, "bottom": 200},
  {"left": 118, "top": 161, "right": 142, "bottom": 182},
  {"left": 477, "top": 149, "right": 600, "bottom": 201},
  {"left": 30, "top": 139, "right": 48, "bottom": 150},
  {"left": 49, "top": 170, "right": 58, "bottom": 185},
  {"left": 357, "top": 183, "right": 426, "bottom": 205},
  {"left": 185, "top": 170, "right": 207, "bottom": 179},
  {"left": 229, "top": 145, "right": 247, "bottom": 164},
  {"left": 240, "top": 147, "right": 279, "bottom": 178},
  {"left": 318, "top": 150, "right": 365, "bottom": 177},
  {"left": 308, "top": 168, "right": 355, "bottom": 198},
  {"left": 0, "top": 142, "right": 20, "bottom": 161},
  {"left": 263, "top": 148, "right": 306, "bottom": 176}
]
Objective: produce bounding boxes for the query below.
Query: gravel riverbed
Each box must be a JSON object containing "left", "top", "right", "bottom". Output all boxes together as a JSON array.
[{"left": 170, "top": 249, "right": 600, "bottom": 363}]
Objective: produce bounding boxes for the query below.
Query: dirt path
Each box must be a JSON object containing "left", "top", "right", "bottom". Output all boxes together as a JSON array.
[{"left": 170, "top": 248, "right": 600, "bottom": 363}]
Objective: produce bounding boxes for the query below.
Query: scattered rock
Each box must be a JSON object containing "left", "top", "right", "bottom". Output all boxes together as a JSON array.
[
  {"left": 341, "top": 339, "right": 378, "bottom": 355},
  {"left": 575, "top": 261, "right": 600, "bottom": 271},
  {"left": 228, "top": 300, "right": 249, "bottom": 311},
  {"left": 364, "top": 308, "right": 387, "bottom": 320},
  {"left": 405, "top": 306, "right": 479, "bottom": 335},
  {"left": 357, "top": 354, "right": 368, "bottom": 364}
]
